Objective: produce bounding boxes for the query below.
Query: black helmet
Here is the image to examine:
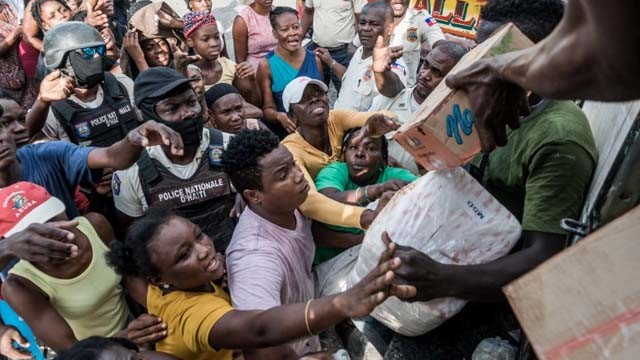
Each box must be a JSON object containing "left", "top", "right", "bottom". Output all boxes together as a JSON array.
[{"left": 43, "top": 21, "right": 105, "bottom": 70}]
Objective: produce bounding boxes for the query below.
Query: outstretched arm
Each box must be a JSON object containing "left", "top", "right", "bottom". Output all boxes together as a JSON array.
[
  {"left": 447, "top": 0, "right": 640, "bottom": 152},
  {"left": 87, "top": 120, "right": 183, "bottom": 170}
]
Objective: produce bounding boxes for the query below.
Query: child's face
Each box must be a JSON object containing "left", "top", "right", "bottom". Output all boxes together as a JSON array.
[{"left": 187, "top": 24, "right": 221, "bottom": 61}]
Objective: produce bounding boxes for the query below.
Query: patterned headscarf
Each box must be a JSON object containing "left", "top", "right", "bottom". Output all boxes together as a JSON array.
[{"left": 183, "top": 11, "right": 217, "bottom": 38}]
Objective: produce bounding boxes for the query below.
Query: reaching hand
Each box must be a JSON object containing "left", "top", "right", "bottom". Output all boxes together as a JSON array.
[
  {"left": 235, "top": 62, "right": 254, "bottom": 79},
  {"left": 369, "top": 179, "right": 410, "bottom": 200},
  {"left": 445, "top": 58, "right": 529, "bottom": 152},
  {"left": 39, "top": 70, "right": 75, "bottom": 103},
  {"left": 354, "top": 113, "right": 400, "bottom": 142},
  {"left": 277, "top": 112, "right": 297, "bottom": 133},
  {"left": 392, "top": 243, "right": 451, "bottom": 302},
  {"left": 127, "top": 120, "right": 184, "bottom": 155},
  {"left": 1, "top": 221, "right": 79, "bottom": 264},
  {"left": 174, "top": 49, "right": 202, "bottom": 75},
  {"left": 314, "top": 48, "right": 333, "bottom": 65},
  {"left": 0, "top": 325, "right": 30, "bottom": 360},
  {"left": 335, "top": 232, "right": 416, "bottom": 318},
  {"left": 125, "top": 314, "right": 168, "bottom": 345}
]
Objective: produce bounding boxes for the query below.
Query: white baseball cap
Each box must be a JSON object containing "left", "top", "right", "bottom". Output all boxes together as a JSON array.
[{"left": 282, "top": 76, "right": 329, "bottom": 113}]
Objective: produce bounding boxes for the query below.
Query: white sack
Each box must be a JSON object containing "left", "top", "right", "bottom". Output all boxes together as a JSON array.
[{"left": 347, "top": 167, "right": 522, "bottom": 336}]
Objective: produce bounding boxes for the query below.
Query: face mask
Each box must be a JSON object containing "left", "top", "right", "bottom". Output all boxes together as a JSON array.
[
  {"left": 68, "top": 51, "right": 105, "bottom": 88},
  {"left": 157, "top": 114, "right": 204, "bottom": 147}
]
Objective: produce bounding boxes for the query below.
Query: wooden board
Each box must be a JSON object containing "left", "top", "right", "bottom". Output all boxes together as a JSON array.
[{"left": 503, "top": 205, "right": 640, "bottom": 360}]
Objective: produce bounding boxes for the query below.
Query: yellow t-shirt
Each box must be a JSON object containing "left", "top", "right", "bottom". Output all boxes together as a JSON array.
[
  {"left": 9, "top": 216, "right": 130, "bottom": 340},
  {"left": 282, "top": 109, "right": 388, "bottom": 229},
  {"left": 147, "top": 283, "right": 234, "bottom": 360},
  {"left": 204, "top": 57, "right": 237, "bottom": 91}
]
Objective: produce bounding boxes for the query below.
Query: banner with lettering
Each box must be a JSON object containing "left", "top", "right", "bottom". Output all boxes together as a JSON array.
[{"left": 371, "top": 0, "right": 486, "bottom": 40}]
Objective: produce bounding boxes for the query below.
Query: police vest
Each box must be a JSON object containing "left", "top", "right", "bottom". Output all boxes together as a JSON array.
[
  {"left": 137, "top": 129, "right": 235, "bottom": 253},
  {"left": 52, "top": 73, "right": 138, "bottom": 147}
]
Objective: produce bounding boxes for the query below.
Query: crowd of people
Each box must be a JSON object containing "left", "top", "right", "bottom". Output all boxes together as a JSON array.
[{"left": 0, "top": 0, "right": 637, "bottom": 358}]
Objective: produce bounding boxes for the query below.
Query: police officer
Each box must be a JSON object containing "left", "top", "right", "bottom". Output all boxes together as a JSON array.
[
  {"left": 26, "top": 21, "right": 139, "bottom": 147},
  {"left": 113, "top": 67, "right": 236, "bottom": 253},
  {"left": 387, "top": 0, "right": 445, "bottom": 87}
]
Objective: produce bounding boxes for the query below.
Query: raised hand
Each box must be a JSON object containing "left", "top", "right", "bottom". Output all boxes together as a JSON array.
[
  {"left": 235, "top": 61, "right": 254, "bottom": 79},
  {"left": 445, "top": 58, "right": 528, "bottom": 152},
  {"left": 174, "top": 48, "right": 202, "bottom": 75},
  {"left": 334, "top": 232, "right": 416, "bottom": 318},
  {"left": 371, "top": 35, "right": 403, "bottom": 74},
  {"left": 39, "top": 70, "right": 75, "bottom": 103},
  {"left": 123, "top": 29, "right": 145, "bottom": 60},
  {"left": 85, "top": 3, "right": 109, "bottom": 30},
  {"left": 354, "top": 112, "right": 400, "bottom": 142},
  {"left": 1, "top": 221, "right": 79, "bottom": 264},
  {"left": 126, "top": 120, "right": 184, "bottom": 155}
]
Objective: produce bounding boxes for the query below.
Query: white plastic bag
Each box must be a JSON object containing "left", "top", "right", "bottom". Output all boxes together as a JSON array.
[{"left": 347, "top": 167, "right": 522, "bottom": 336}]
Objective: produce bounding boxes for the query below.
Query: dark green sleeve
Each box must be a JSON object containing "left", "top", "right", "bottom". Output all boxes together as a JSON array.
[{"left": 523, "top": 142, "right": 595, "bottom": 234}]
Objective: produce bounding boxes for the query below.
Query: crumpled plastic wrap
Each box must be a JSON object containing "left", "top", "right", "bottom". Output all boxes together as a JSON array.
[{"left": 347, "top": 167, "right": 522, "bottom": 336}]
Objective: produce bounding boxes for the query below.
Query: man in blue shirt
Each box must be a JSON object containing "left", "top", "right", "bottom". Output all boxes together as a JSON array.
[{"left": 0, "top": 93, "right": 184, "bottom": 219}]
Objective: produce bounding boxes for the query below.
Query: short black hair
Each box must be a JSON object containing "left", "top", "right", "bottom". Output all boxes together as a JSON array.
[
  {"left": 480, "top": 0, "right": 564, "bottom": 43},
  {"left": 31, "top": 0, "right": 71, "bottom": 31},
  {"left": 362, "top": 1, "right": 394, "bottom": 22},
  {"left": 269, "top": 6, "right": 298, "bottom": 29},
  {"left": 341, "top": 127, "right": 389, "bottom": 166},
  {"left": 106, "top": 208, "right": 175, "bottom": 278},
  {"left": 127, "top": 0, "right": 152, "bottom": 22},
  {"left": 221, "top": 129, "right": 280, "bottom": 195},
  {"left": 433, "top": 40, "right": 469, "bottom": 64},
  {"left": 55, "top": 336, "right": 138, "bottom": 360}
]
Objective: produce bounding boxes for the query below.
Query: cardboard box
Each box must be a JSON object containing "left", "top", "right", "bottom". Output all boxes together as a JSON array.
[
  {"left": 503, "top": 205, "right": 640, "bottom": 360},
  {"left": 394, "top": 23, "right": 534, "bottom": 170}
]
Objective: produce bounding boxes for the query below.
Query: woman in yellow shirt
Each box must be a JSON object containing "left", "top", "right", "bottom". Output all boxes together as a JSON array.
[
  {"left": 281, "top": 77, "right": 399, "bottom": 231},
  {"left": 107, "top": 209, "right": 412, "bottom": 360}
]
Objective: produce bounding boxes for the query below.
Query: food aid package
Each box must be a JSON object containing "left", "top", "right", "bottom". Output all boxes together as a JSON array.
[{"left": 347, "top": 167, "right": 522, "bottom": 336}]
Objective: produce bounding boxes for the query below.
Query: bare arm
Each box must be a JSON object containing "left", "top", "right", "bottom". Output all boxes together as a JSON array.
[
  {"left": 257, "top": 59, "right": 280, "bottom": 124},
  {"left": 446, "top": 0, "right": 640, "bottom": 151},
  {"left": 22, "top": 1, "right": 43, "bottom": 51},
  {"left": 232, "top": 16, "right": 249, "bottom": 64},
  {"left": 2, "top": 276, "right": 77, "bottom": 352},
  {"left": 87, "top": 120, "right": 183, "bottom": 170},
  {"left": 301, "top": 6, "right": 314, "bottom": 39},
  {"left": 209, "top": 239, "right": 411, "bottom": 350}
]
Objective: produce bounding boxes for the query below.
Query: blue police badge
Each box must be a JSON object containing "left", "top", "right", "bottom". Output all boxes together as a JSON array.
[
  {"left": 406, "top": 27, "right": 418, "bottom": 42},
  {"left": 74, "top": 121, "right": 92, "bottom": 139},
  {"left": 208, "top": 145, "right": 224, "bottom": 166},
  {"left": 112, "top": 172, "right": 121, "bottom": 196}
]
